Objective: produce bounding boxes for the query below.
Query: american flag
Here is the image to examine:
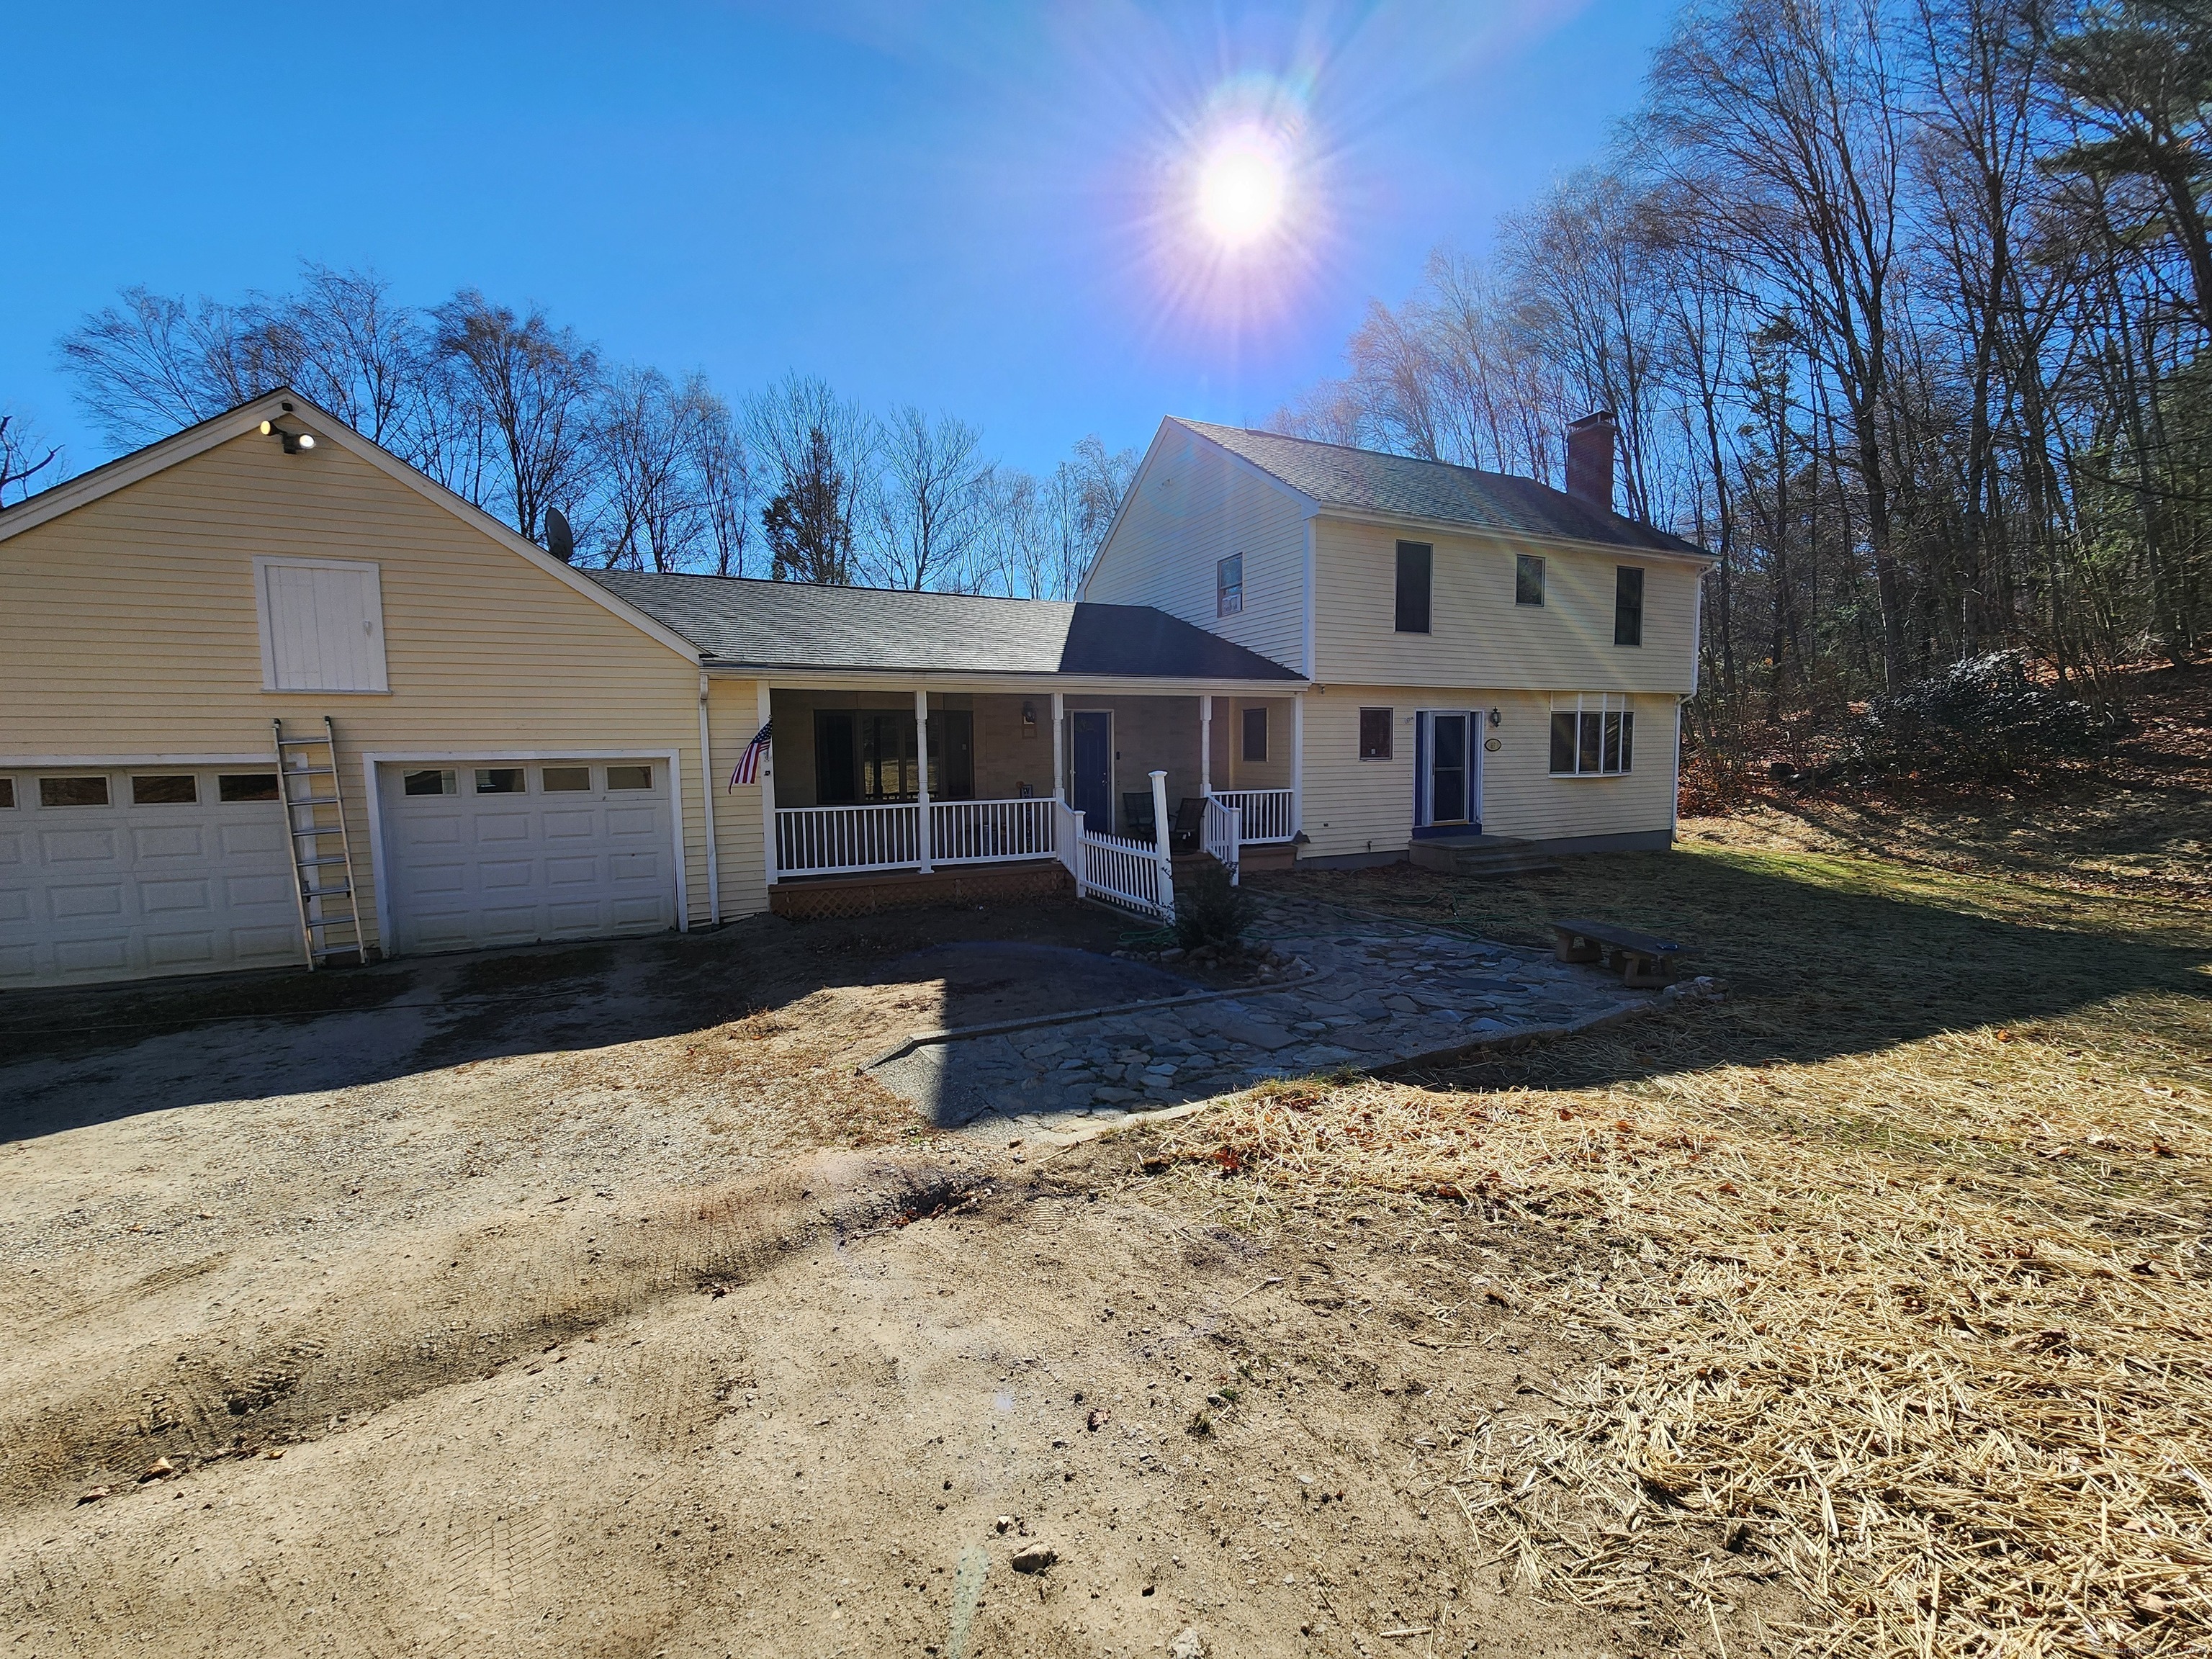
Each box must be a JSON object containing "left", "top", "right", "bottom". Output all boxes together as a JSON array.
[{"left": 729, "top": 721, "right": 772, "bottom": 788}]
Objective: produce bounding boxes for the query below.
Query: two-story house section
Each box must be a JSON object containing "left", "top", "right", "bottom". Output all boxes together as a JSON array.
[{"left": 1082, "top": 414, "right": 1716, "bottom": 866}]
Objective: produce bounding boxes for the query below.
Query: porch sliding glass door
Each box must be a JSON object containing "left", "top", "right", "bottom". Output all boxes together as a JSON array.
[{"left": 813, "top": 709, "right": 974, "bottom": 804}]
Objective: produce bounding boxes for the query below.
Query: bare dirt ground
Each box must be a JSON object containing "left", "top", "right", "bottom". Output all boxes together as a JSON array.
[{"left": 0, "top": 904, "right": 1715, "bottom": 1659}]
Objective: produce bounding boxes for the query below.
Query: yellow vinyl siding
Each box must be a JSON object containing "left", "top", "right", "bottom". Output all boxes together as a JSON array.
[
  {"left": 1298, "top": 686, "right": 1677, "bottom": 860},
  {"left": 1084, "top": 426, "right": 1310, "bottom": 673},
  {"left": 703, "top": 678, "right": 768, "bottom": 917},
  {"left": 1310, "top": 516, "right": 1700, "bottom": 694},
  {"left": 0, "top": 431, "right": 717, "bottom": 953}
]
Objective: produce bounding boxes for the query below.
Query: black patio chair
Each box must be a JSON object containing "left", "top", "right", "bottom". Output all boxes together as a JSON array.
[
  {"left": 1169, "top": 795, "right": 1205, "bottom": 853},
  {"left": 1122, "top": 791, "right": 1157, "bottom": 843}
]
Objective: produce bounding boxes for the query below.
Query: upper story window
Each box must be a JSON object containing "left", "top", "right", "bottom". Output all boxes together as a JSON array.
[
  {"left": 1242, "top": 706, "right": 1268, "bottom": 763},
  {"left": 256, "top": 557, "right": 389, "bottom": 693},
  {"left": 1217, "top": 554, "right": 1243, "bottom": 617},
  {"left": 1516, "top": 554, "right": 1545, "bottom": 606},
  {"left": 1614, "top": 566, "right": 1645, "bottom": 647},
  {"left": 1395, "top": 542, "right": 1431, "bottom": 634}
]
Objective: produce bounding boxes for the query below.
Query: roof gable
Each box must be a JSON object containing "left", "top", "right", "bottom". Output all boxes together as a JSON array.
[
  {"left": 0, "top": 390, "right": 703, "bottom": 662},
  {"left": 1169, "top": 418, "right": 1712, "bottom": 559}
]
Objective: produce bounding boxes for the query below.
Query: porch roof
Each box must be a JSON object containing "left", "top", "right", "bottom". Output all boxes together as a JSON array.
[{"left": 585, "top": 572, "right": 1304, "bottom": 683}]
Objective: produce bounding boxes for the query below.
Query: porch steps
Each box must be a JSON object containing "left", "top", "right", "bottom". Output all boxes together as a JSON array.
[{"left": 1408, "top": 835, "right": 1558, "bottom": 880}]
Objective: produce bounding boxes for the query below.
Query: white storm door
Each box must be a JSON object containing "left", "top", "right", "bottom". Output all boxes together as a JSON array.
[{"left": 380, "top": 760, "right": 675, "bottom": 956}]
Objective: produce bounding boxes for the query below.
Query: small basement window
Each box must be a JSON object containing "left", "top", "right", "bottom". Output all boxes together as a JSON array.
[
  {"left": 606, "top": 764, "right": 654, "bottom": 790},
  {"left": 217, "top": 773, "right": 281, "bottom": 802},
  {"left": 1614, "top": 566, "right": 1645, "bottom": 647},
  {"left": 541, "top": 766, "right": 591, "bottom": 792},
  {"left": 1217, "top": 554, "right": 1243, "bottom": 618},
  {"left": 132, "top": 774, "right": 199, "bottom": 805},
  {"left": 1516, "top": 554, "right": 1545, "bottom": 606},
  {"left": 1395, "top": 541, "right": 1432, "bottom": 634},
  {"left": 1549, "top": 694, "right": 1635, "bottom": 778},
  {"left": 1359, "top": 709, "right": 1393, "bottom": 760},
  {"left": 401, "top": 769, "right": 457, "bottom": 797},
  {"left": 40, "top": 775, "right": 109, "bottom": 807},
  {"left": 474, "top": 768, "right": 525, "bottom": 794},
  {"left": 1241, "top": 708, "right": 1267, "bottom": 763}
]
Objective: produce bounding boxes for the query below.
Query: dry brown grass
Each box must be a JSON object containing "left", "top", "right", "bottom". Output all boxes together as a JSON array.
[{"left": 1131, "top": 797, "right": 2212, "bottom": 1656}]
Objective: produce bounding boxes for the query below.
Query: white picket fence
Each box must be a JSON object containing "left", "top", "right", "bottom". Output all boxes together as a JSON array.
[
  {"left": 1202, "top": 795, "right": 1244, "bottom": 884},
  {"left": 1211, "top": 787, "right": 1295, "bottom": 842},
  {"left": 1076, "top": 826, "right": 1174, "bottom": 919},
  {"left": 776, "top": 796, "right": 1055, "bottom": 876}
]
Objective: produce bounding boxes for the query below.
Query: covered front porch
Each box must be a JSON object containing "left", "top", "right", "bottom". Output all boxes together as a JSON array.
[{"left": 757, "top": 684, "right": 1300, "bottom": 918}]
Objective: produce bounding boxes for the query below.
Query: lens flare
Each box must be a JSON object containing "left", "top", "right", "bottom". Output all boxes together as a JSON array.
[{"left": 1195, "top": 126, "right": 1288, "bottom": 248}]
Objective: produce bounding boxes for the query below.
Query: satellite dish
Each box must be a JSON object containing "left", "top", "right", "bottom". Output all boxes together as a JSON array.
[{"left": 544, "top": 506, "right": 575, "bottom": 563}]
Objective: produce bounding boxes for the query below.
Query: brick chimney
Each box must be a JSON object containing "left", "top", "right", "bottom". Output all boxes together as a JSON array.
[{"left": 1565, "top": 411, "right": 1617, "bottom": 512}]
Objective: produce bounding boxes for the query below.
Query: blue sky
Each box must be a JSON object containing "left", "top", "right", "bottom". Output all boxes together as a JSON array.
[{"left": 3, "top": 0, "right": 1678, "bottom": 478}]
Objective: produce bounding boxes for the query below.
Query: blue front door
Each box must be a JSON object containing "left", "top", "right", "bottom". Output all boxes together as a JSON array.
[{"left": 1069, "top": 711, "right": 1112, "bottom": 830}]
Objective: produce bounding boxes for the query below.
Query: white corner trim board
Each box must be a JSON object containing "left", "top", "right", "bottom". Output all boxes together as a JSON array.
[{"left": 358, "top": 747, "right": 688, "bottom": 955}]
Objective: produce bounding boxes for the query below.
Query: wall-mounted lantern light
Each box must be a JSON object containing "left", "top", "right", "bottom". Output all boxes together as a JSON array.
[{"left": 1488, "top": 706, "right": 1503, "bottom": 727}]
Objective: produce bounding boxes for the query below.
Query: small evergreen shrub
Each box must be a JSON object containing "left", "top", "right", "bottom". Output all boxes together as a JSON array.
[{"left": 1174, "top": 861, "right": 1256, "bottom": 955}]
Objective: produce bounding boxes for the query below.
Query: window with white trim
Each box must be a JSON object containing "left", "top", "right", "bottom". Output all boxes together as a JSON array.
[
  {"left": 1549, "top": 693, "right": 1635, "bottom": 776},
  {"left": 1217, "top": 553, "right": 1243, "bottom": 617},
  {"left": 255, "top": 557, "right": 389, "bottom": 692}
]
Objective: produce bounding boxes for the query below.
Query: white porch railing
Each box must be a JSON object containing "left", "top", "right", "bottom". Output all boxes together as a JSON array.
[
  {"left": 1212, "top": 787, "right": 1295, "bottom": 843},
  {"left": 1074, "top": 825, "right": 1174, "bottom": 919},
  {"left": 931, "top": 797, "right": 1057, "bottom": 866},
  {"left": 777, "top": 801, "right": 920, "bottom": 875},
  {"left": 1202, "top": 795, "right": 1243, "bottom": 884}
]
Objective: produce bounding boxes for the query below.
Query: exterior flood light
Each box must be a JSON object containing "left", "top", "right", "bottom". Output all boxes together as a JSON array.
[{"left": 259, "top": 420, "right": 316, "bottom": 454}]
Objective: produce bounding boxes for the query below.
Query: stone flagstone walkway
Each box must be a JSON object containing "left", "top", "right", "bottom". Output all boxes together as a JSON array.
[{"left": 871, "top": 892, "right": 1695, "bottom": 1143}]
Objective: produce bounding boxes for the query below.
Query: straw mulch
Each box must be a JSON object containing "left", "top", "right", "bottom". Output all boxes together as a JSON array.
[{"left": 1133, "top": 1017, "right": 2212, "bottom": 1657}]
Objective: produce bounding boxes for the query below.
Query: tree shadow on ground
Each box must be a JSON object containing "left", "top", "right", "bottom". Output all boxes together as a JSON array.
[{"left": 0, "top": 901, "right": 1192, "bottom": 1143}]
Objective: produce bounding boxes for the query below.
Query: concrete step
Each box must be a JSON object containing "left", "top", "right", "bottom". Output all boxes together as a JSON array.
[{"left": 1408, "top": 835, "right": 1559, "bottom": 879}]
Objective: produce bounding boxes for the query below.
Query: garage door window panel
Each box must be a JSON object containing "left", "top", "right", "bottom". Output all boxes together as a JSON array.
[
  {"left": 403, "top": 770, "right": 457, "bottom": 796},
  {"left": 132, "top": 775, "right": 199, "bottom": 806},
  {"left": 542, "top": 767, "right": 591, "bottom": 792},
  {"left": 606, "top": 765, "right": 654, "bottom": 791},
  {"left": 41, "top": 776, "right": 109, "bottom": 808},
  {"left": 256, "top": 557, "right": 389, "bottom": 693},
  {"left": 219, "top": 773, "right": 280, "bottom": 803},
  {"left": 0, "top": 778, "right": 15, "bottom": 809},
  {"left": 474, "top": 768, "right": 525, "bottom": 794}
]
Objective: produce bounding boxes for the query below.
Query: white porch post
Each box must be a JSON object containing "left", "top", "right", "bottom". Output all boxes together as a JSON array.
[
  {"left": 698, "top": 673, "right": 720, "bottom": 925},
  {"left": 1200, "top": 694, "right": 1212, "bottom": 797},
  {"left": 1149, "top": 768, "right": 1174, "bottom": 919},
  {"left": 914, "top": 688, "right": 933, "bottom": 874},
  {"left": 1051, "top": 691, "right": 1065, "bottom": 802},
  {"left": 1290, "top": 693, "right": 1305, "bottom": 838},
  {"left": 757, "top": 681, "right": 778, "bottom": 886}
]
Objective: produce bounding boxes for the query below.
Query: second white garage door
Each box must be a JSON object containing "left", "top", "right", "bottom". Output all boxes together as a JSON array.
[{"left": 379, "top": 760, "right": 677, "bottom": 956}]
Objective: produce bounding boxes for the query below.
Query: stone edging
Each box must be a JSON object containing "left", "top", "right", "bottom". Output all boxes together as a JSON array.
[{"left": 856, "top": 968, "right": 1325, "bottom": 1074}]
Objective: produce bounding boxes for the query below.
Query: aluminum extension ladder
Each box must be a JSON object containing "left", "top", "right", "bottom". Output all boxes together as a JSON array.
[{"left": 271, "top": 716, "right": 367, "bottom": 969}]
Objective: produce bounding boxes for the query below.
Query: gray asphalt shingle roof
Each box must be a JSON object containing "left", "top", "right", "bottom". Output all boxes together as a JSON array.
[
  {"left": 1172, "top": 418, "right": 1711, "bottom": 557},
  {"left": 585, "top": 571, "right": 1304, "bottom": 680}
]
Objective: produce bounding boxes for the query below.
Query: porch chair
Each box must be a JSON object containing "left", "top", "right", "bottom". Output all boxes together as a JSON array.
[
  {"left": 1121, "top": 791, "right": 1157, "bottom": 844},
  {"left": 1169, "top": 796, "right": 1205, "bottom": 854}
]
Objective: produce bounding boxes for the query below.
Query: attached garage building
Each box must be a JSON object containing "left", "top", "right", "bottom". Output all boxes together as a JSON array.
[{"left": 0, "top": 390, "right": 751, "bottom": 990}]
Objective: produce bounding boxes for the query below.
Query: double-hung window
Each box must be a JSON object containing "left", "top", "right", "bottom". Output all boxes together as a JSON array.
[
  {"left": 1614, "top": 566, "right": 1645, "bottom": 647},
  {"left": 1217, "top": 554, "right": 1243, "bottom": 617},
  {"left": 1549, "top": 693, "right": 1635, "bottom": 777},
  {"left": 1516, "top": 554, "right": 1545, "bottom": 606},
  {"left": 1394, "top": 542, "right": 1431, "bottom": 633}
]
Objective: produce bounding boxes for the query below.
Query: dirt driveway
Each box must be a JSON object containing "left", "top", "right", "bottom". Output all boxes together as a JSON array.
[{"left": 0, "top": 905, "right": 1762, "bottom": 1658}]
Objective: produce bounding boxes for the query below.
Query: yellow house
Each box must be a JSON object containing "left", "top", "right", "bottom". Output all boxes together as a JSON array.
[
  {"left": 1082, "top": 415, "right": 1716, "bottom": 868},
  {"left": 0, "top": 392, "right": 1303, "bottom": 989}
]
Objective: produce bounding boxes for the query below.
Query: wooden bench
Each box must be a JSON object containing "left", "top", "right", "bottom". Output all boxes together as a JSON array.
[{"left": 1551, "top": 918, "right": 1691, "bottom": 988}]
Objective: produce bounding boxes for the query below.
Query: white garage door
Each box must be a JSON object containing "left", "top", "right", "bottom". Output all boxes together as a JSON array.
[
  {"left": 380, "top": 760, "right": 677, "bottom": 956},
  {"left": 0, "top": 767, "right": 304, "bottom": 988}
]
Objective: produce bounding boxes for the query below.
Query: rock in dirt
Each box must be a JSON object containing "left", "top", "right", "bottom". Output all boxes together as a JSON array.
[
  {"left": 1169, "top": 1628, "right": 1207, "bottom": 1659},
  {"left": 138, "top": 1458, "right": 175, "bottom": 1483},
  {"left": 1087, "top": 1407, "right": 1110, "bottom": 1431},
  {"left": 76, "top": 1488, "right": 109, "bottom": 1506},
  {"left": 1010, "top": 1542, "right": 1057, "bottom": 1574}
]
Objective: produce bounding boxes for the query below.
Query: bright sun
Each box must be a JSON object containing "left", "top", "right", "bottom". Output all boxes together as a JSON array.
[{"left": 1195, "top": 127, "right": 1289, "bottom": 248}]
